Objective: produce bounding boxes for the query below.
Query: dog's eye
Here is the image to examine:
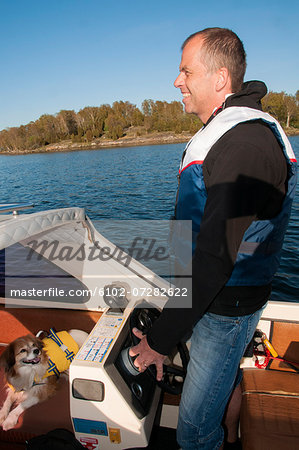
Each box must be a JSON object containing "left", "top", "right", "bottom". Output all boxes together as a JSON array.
[{"left": 20, "top": 349, "right": 27, "bottom": 353}]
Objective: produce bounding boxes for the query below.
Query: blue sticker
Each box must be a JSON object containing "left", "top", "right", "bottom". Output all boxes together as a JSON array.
[{"left": 73, "top": 418, "right": 108, "bottom": 436}]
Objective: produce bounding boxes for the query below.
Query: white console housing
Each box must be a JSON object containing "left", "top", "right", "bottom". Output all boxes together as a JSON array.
[{"left": 70, "top": 307, "right": 161, "bottom": 449}]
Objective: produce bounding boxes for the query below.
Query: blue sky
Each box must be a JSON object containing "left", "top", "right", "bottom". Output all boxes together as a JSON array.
[{"left": 0, "top": 0, "right": 298, "bottom": 130}]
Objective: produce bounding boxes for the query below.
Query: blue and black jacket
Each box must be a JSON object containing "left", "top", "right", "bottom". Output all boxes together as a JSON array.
[
  {"left": 148, "top": 81, "right": 297, "bottom": 355},
  {"left": 176, "top": 103, "right": 296, "bottom": 287}
]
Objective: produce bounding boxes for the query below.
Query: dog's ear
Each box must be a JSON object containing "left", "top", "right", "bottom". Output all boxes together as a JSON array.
[
  {"left": 35, "top": 337, "right": 44, "bottom": 351},
  {"left": 0, "top": 343, "right": 16, "bottom": 372}
]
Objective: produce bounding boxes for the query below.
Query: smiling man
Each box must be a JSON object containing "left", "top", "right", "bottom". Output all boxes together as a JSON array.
[{"left": 129, "top": 28, "right": 297, "bottom": 449}]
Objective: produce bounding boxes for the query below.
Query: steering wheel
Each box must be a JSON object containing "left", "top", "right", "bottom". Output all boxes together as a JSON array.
[{"left": 129, "top": 301, "right": 189, "bottom": 395}]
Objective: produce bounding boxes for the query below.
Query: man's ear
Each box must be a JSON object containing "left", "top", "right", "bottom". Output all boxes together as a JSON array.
[{"left": 215, "top": 67, "right": 230, "bottom": 92}]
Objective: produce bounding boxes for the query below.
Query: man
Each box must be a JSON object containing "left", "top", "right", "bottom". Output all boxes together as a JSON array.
[{"left": 129, "top": 28, "right": 297, "bottom": 449}]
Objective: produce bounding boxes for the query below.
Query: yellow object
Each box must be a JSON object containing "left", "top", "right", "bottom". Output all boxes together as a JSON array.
[
  {"left": 262, "top": 337, "right": 279, "bottom": 358},
  {"left": 43, "top": 331, "right": 79, "bottom": 377},
  {"left": 109, "top": 427, "right": 121, "bottom": 444}
]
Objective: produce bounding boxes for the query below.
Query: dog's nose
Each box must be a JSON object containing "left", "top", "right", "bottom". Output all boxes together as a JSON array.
[{"left": 33, "top": 348, "right": 40, "bottom": 355}]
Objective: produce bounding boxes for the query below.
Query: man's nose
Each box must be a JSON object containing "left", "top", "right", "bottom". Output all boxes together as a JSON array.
[{"left": 174, "top": 72, "right": 184, "bottom": 88}]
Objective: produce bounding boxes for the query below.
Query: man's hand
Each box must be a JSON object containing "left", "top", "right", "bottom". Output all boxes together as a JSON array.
[{"left": 129, "top": 328, "right": 166, "bottom": 381}]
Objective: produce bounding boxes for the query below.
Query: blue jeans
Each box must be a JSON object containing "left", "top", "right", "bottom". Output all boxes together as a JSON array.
[{"left": 177, "top": 308, "right": 264, "bottom": 449}]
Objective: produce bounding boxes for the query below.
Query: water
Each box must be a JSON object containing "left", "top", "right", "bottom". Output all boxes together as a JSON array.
[{"left": 0, "top": 137, "right": 298, "bottom": 302}]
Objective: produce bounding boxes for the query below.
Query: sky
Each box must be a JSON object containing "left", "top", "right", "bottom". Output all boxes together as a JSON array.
[{"left": 0, "top": 0, "right": 298, "bottom": 131}]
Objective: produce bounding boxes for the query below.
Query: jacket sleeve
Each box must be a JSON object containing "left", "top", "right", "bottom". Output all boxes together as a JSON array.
[{"left": 147, "top": 127, "right": 286, "bottom": 355}]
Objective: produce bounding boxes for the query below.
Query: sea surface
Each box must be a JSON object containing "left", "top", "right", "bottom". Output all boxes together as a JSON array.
[{"left": 0, "top": 137, "right": 298, "bottom": 302}]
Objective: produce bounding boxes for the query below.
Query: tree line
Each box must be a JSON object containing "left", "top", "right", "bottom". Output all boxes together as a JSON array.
[{"left": 0, "top": 91, "right": 298, "bottom": 153}]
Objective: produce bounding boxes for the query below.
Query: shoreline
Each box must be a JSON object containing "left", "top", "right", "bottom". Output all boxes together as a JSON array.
[
  {"left": 1, "top": 128, "right": 298, "bottom": 156},
  {"left": 0, "top": 132, "right": 193, "bottom": 156}
]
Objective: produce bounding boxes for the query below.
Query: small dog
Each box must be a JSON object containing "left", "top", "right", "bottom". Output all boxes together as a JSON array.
[{"left": 0, "top": 329, "right": 87, "bottom": 431}]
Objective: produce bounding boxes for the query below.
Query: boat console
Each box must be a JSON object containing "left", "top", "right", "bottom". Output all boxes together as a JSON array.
[{"left": 70, "top": 305, "right": 161, "bottom": 449}]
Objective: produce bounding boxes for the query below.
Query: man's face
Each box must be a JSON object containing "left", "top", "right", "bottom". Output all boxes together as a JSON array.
[{"left": 174, "top": 37, "right": 219, "bottom": 123}]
